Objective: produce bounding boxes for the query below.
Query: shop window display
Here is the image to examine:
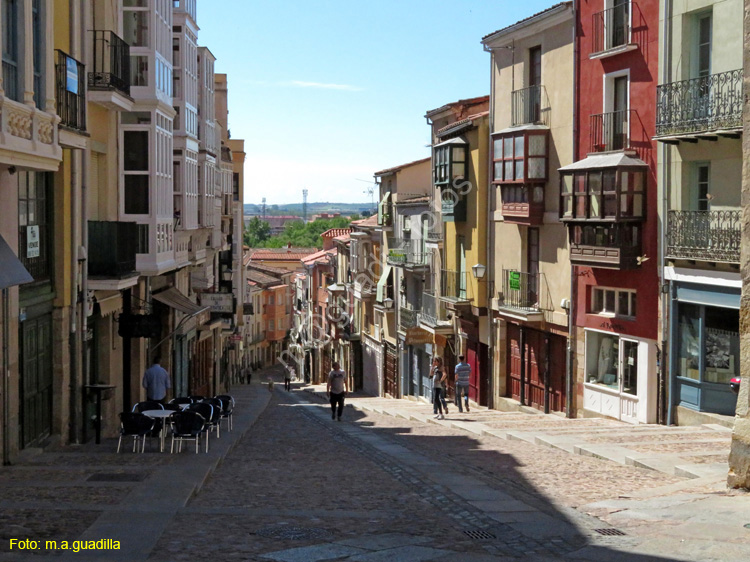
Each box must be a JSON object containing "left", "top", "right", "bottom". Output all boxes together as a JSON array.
[
  {"left": 585, "top": 331, "right": 638, "bottom": 396},
  {"left": 678, "top": 303, "right": 739, "bottom": 385}
]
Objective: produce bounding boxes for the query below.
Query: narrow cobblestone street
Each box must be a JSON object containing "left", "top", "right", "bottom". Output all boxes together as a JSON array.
[{"left": 0, "top": 367, "right": 748, "bottom": 561}]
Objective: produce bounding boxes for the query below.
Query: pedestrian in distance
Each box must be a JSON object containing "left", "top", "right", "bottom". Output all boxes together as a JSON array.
[
  {"left": 327, "top": 361, "right": 348, "bottom": 422},
  {"left": 142, "top": 356, "right": 171, "bottom": 405},
  {"left": 284, "top": 367, "right": 293, "bottom": 391},
  {"left": 430, "top": 357, "right": 448, "bottom": 419},
  {"left": 454, "top": 355, "right": 471, "bottom": 413}
]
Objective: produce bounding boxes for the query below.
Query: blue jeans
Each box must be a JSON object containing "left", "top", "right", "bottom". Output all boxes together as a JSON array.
[{"left": 455, "top": 384, "right": 469, "bottom": 412}]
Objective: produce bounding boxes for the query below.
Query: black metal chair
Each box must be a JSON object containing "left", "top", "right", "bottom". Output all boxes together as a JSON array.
[
  {"left": 215, "top": 394, "right": 235, "bottom": 431},
  {"left": 201, "top": 398, "right": 223, "bottom": 438},
  {"left": 188, "top": 395, "right": 205, "bottom": 403},
  {"left": 187, "top": 403, "right": 213, "bottom": 452},
  {"left": 162, "top": 403, "right": 181, "bottom": 412},
  {"left": 132, "top": 400, "right": 164, "bottom": 413},
  {"left": 132, "top": 401, "right": 164, "bottom": 437},
  {"left": 169, "top": 410, "right": 206, "bottom": 454},
  {"left": 170, "top": 397, "right": 193, "bottom": 406},
  {"left": 117, "top": 412, "right": 155, "bottom": 453}
]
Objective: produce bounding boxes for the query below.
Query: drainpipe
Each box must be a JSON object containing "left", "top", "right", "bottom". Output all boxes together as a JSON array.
[
  {"left": 2, "top": 288, "right": 10, "bottom": 465},
  {"left": 519, "top": 326, "right": 526, "bottom": 406},
  {"left": 486, "top": 47, "right": 496, "bottom": 410},
  {"left": 566, "top": 0, "right": 579, "bottom": 418},
  {"left": 662, "top": 0, "right": 674, "bottom": 426}
]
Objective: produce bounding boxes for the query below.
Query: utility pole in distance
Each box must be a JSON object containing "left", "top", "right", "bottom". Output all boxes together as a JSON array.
[{"left": 302, "top": 189, "right": 308, "bottom": 223}]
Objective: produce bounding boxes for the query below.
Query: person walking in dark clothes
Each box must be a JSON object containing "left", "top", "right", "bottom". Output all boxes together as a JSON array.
[
  {"left": 430, "top": 357, "right": 448, "bottom": 419},
  {"left": 326, "top": 362, "right": 348, "bottom": 421}
]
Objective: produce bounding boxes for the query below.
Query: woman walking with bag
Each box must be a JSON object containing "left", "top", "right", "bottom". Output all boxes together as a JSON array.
[{"left": 430, "top": 357, "right": 449, "bottom": 419}]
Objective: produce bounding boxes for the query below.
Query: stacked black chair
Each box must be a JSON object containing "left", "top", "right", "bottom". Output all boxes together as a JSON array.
[
  {"left": 169, "top": 410, "right": 206, "bottom": 454},
  {"left": 215, "top": 394, "right": 235, "bottom": 431},
  {"left": 117, "top": 412, "right": 155, "bottom": 453},
  {"left": 187, "top": 402, "right": 213, "bottom": 453},
  {"left": 201, "top": 398, "right": 223, "bottom": 438}
]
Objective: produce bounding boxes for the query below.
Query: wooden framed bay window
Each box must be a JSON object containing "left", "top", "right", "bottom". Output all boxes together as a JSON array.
[
  {"left": 433, "top": 137, "right": 468, "bottom": 187},
  {"left": 559, "top": 166, "right": 645, "bottom": 222},
  {"left": 492, "top": 129, "right": 548, "bottom": 224},
  {"left": 434, "top": 136, "right": 469, "bottom": 221}
]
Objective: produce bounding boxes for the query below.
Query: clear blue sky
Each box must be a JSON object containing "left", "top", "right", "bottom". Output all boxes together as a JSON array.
[{"left": 198, "top": 0, "right": 556, "bottom": 206}]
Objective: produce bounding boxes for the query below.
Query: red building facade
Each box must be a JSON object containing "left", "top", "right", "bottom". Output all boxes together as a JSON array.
[{"left": 564, "top": 0, "right": 660, "bottom": 423}]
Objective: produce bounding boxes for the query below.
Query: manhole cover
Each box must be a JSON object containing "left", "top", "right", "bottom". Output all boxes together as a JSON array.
[
  {"left": 87, "top": 472, "right": 146, "bottom": 482},
  {"left": 594, "top": 528, "right": 627, "bottom": 536},
  {"left": 256, "top": 526, "right": 334, "bottom": 541},
  {"left": 463, "top": 530, "right": 496, "bottom": 540}
]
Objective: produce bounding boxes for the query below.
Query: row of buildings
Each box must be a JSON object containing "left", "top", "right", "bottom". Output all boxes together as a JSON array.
[
  {"left": 287, "top": 0, "right": 750, "bottom": 488},
  {"left": 0, "top": 0, "right": 247, "bottom": 462}
]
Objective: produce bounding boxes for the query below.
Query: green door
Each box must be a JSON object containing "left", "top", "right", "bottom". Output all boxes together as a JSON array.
[{"left": 20, "top": 314, "right": 53, "bottom": 448}]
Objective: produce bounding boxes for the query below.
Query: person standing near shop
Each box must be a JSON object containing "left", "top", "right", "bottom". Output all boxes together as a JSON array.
[
  {"left": 327, "top": 362, "right": 348, "bottom": 421},
  {"left": 142, "top": 356, "right": 171, "bottom": 404},
  {"left": 454, "top": 355, "right": 471, "bottom": 413},
  {"left": 430, "top": 357, "right": 448, "bottom": 419}
]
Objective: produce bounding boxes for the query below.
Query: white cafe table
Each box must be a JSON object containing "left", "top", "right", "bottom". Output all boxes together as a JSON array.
[{"left": 142, "top": 410, "right": 174, "bottom": 452}]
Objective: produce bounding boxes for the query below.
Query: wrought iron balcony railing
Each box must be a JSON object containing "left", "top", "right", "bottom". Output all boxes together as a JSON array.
[
  {"left": 499, "top": 269, "right": 541, "bottom": 311},
  {"left": 666, "top": 209, "right": 741, "bottom": 263},
  {"left": 592, "top": 1, "right": 632, "bottom": 54},
  {"left": 399, "top": 307, "right": 419, "bottom": 330},
  {"left": 656, "top": 69, "right": 743, "bottom": 136},
  {"left": 387, "top": 238, "right": 428, "bottom": 267},
  {"left": 419, "top": 293, "right": 451, "bottom": 327},
  {"left": 88, "top": 221, "right": 138, "bottom": 277},
  {"left": 590, "top": 109, "right": 631, "bottom": 152},
  {"left": 55, "top": 50, "right": 86, "bottom": 131},
  {"left": 426, "top": 223, "right": 443, "bottom": 242},
  {"left": 89, "top": 31, "right": 131, "bottom": 96},
  {"left": 511, "top": 85, "right": 548, "bottom": 126},
  {"left": 441, "top": 269, "right": 472, "bottom": 301}
]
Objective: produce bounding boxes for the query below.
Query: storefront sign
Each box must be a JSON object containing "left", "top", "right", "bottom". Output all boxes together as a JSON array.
[
  {"left": 508, "top": 271, "right": 521, "bottom": 291},
  {"left": 26, "top": 225, "right": 40, "bottom": 258},
  {"left": 405, "top": 327, "right": 433, "bottom": 345},
  {"left": 199, "top": 292, "right": 234, "bottom": 313}
]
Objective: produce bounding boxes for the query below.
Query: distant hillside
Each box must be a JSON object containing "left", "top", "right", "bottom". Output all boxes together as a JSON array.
[{"left": 244, "top": 202, "right": 374, "bottom": 217}]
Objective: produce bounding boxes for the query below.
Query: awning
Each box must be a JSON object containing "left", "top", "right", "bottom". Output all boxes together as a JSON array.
[
  {"left": 376, "top": 265, "right": 392, "bottom": 302},
  {"left": 558, "top": 152, "right": 648, "bottom": 171},
  {"left": 378, "top": 192, "right": 391, "bottom": 225},
  {"left": 0, "top": 233, "right": 33, "bottom": 290},
  {"left": 152, "top": 287, "right": 210, "bottom": 316},
  {"left": 432, "top": 135, "right": 468, "bottom": 148},
  {"left": 94, "top": 290, "right": 123, "bottom": 317}
]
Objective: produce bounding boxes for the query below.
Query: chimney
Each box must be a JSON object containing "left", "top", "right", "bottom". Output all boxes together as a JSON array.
[{"left": 287, "top": 242, "right": 292, "bottom": 252}]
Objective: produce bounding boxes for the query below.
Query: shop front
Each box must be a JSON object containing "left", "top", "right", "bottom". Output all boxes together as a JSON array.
[
  {"left": 670, "top": 282, "right": 740, "bottom": 417},
  {"left": 583, "top": 328, "right": 656, "bottom": 424}
]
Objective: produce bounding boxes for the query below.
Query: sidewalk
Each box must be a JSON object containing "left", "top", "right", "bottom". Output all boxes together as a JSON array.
[
  {"left": 301, "top": 384, "right": 731, "bottom": 482},
  {"left": 0, "top": 367, "right": 284, "bottom": 561}
]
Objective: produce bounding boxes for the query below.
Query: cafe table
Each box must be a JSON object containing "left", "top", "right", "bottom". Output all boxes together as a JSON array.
[{"left": 142, "top": 410, "right": 174, "bottom": 452}]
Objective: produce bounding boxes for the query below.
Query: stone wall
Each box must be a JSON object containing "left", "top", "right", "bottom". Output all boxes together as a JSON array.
[{"left": 727, "top": 0, "right": 750, "bottom": 489}]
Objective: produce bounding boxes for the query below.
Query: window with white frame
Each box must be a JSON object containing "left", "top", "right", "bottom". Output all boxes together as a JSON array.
[{"left": 591, "top": 287, "right": 636, "bottom": 318}]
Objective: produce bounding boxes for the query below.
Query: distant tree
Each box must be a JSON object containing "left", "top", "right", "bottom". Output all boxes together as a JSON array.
[{"left": 244, "top": 217, "right": 271, "bottom": 247}]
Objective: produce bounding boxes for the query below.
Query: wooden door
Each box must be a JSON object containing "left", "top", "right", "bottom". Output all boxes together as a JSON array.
[
  {"left": 384, "top": 343, "right": 398, "bottom": 397},
  {"left": 507, "top": 325, "right": 567, "bottom": 413},
  {"left": 20, "top": 315, "right": 53, "bottom": 448},
  {"left": 548, "top": 333, "right": 567, "bottom": 413},
  {"left": 466, "top": 342, "right": 480, "bottom": 403}
]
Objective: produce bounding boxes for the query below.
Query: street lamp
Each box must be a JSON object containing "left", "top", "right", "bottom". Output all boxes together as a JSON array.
[{"left": 471, "top": 263, "right": 487, "bottom": 280}]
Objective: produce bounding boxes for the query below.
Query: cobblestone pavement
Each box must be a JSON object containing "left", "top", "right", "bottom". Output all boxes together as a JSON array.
[
  {"left": 0, "top": 369, "right": 748, "bottom": 561},
  {"left": 150, "top": 382, "right": 747, "bottom": 561}
]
